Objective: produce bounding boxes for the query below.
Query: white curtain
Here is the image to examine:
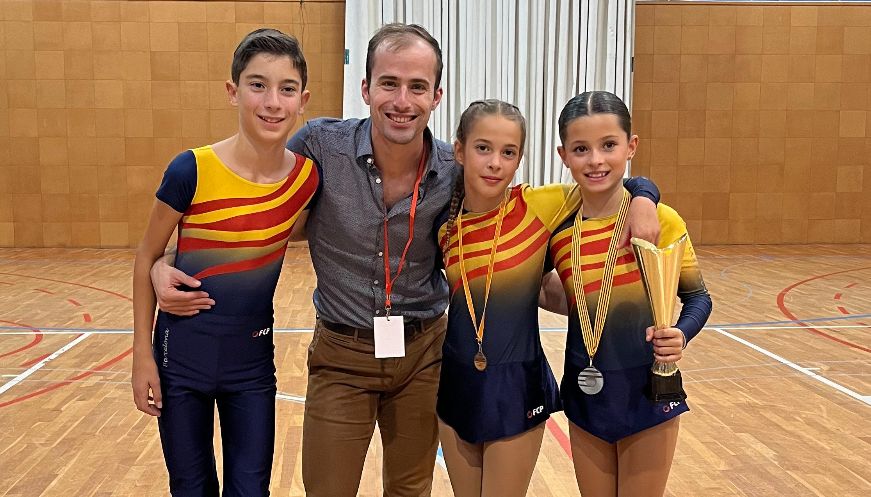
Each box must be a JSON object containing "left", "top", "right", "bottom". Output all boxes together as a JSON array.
[{"left": 343, "top": 0, "right": 635, "bottom": 186}]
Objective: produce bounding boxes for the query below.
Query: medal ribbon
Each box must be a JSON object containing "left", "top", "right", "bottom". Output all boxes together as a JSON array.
[
  {"left": 457, "top": 191, "right": 510, "bottom": 348},
  {"left": 571, "top": 189, "right": 630, "bottom": 363},
  {"left": 382, "top": 151, "right": 427, "bottom": 314}
]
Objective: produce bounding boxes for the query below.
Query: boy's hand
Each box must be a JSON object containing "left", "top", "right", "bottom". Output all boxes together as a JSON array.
[
  {"left": 620, "top": 197, "right": 660, "bottom": 248},
  {"left": 645, "top": 326, "right": 685, "bottom": 363},
  {"left": 132, "top": 354, "right": 162, "bottom": 417},
  {"left": 151, "top": 259, "right": 213, "bottom": 316}
]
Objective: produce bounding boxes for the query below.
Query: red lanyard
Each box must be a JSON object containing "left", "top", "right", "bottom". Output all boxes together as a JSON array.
[{"left": 381, "top": 150, "right": 427, "bottom": 315}]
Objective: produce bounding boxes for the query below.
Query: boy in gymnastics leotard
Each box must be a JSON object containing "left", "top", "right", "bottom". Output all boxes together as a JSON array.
[{"left": 131, "top": 29, "right": 317, "bottom": 496}]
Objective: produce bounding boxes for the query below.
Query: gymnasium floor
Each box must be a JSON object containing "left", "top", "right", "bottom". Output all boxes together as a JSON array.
[{"left": 0, "top": 245, "right": 869, "bottom": 496}]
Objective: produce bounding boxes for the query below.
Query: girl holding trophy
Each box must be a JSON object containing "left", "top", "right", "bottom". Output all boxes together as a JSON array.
[
  {"left": 547, "top": 91, "right": 712, "bottom": 497},
  {"left": 435, "top": 99, "right": 660, "bottom": 497}
]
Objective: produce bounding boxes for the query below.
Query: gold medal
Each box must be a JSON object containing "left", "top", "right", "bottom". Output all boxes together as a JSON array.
[
  {"left": 570, "top": 189, "right": 630, "bottom": 394},
  {"left": 456, "top": 191, "right": 509, "bottom": 372}
]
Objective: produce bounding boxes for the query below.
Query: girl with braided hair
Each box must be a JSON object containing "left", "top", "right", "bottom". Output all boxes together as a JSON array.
[{"left": 435, "top": 99, "right": 660, "bottom": 497}]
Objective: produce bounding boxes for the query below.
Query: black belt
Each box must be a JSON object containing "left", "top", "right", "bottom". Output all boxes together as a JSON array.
[{"left": 320, "top": 315, "right": 442, "bottom": 340}]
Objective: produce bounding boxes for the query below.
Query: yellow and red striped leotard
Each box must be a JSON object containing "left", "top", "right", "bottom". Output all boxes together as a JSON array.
[
  {"left": 435, "top": 183, "right": 579, "bottom": 443},
  {"left": 156, "top": 146, "right": 319, "bottom": 316}
]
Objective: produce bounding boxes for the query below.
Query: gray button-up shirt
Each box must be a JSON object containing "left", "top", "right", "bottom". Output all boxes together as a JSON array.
[{"left": 287, "top": 118, "right": 455, "bottom": 328}]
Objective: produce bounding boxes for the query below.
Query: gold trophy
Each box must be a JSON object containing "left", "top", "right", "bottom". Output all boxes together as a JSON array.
[{"left": 631, "top": 234, "right": 688, "bottom": 403}]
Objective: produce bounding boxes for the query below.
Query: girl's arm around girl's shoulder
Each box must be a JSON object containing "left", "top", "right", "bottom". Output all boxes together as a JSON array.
[{"left": 525, "top": 183, "right": 582, "bottom": 231}]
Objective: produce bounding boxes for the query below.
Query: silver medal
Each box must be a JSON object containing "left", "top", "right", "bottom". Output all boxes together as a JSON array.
[{"left": 577, "top": 366, "right": 604, "bottom": 395}]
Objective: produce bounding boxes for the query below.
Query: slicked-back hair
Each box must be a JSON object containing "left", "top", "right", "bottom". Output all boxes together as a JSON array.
[
  {"left": 366, "top": 23, "right": 443, "bottom": 89},
  {"left": 558, "top": 91, "right": 632, "bottom": 143},
  {"left": 231, "top": 28, "right": 308, "bottom": 89}
]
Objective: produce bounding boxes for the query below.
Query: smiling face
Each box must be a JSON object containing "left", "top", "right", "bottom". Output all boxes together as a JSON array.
[
  {"left": 227, "top": 53, "right": 310, "bottom": 146},
  {"left": 454, "top": 115, "right": 524, "bottom": 211},
  {"left": 558, "top": 113, "right": 638, "bottom": 198},
  {"left": 361, "top": 38, "right": 443, "bottom": 148}
]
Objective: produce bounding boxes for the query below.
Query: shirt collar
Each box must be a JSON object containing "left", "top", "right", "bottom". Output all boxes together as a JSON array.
[{"left": 355, "top": 118, "right": 448, "bottom": 179}]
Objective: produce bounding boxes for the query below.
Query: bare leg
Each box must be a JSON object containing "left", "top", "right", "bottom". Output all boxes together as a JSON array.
[
  {"left": 569, "top": 421, "right": 618, "bottom": 497},
  {"left": 438, "top": 419, "right": 483, "bottom": 497},
  {"left": 481, "top": 423, "right": 546, "bottom": 497},
  {"left": 617, "top": 417, "right": 680, "bottom": 497}
]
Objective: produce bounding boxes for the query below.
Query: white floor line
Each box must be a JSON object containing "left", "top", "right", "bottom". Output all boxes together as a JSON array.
[
  {"left": 0, "top": 333, "right": 91, "bottom": 396},
  {"left": 713, "top": 328, "right": 871, "bottom": 407},
  {"left": 276, "top": 392, "right": 306, "bottom": 404},
  {"left": 712, "top": 324, "right": 871, "bottom": 331},
  {"left": 0, "top": 328, "right": 313, "bottom": 335},
  {"left": 5, "top": 324, "right": 871, "bottom": 336}
]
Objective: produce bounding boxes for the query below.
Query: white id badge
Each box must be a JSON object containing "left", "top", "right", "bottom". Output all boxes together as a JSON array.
[{"left": 373, "top": 316, "right": 405, "bottom": 358}]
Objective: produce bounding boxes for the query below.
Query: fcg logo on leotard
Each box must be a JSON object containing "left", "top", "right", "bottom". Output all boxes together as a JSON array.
[
  {"left": 662, "top": 401, "right": 681, "bottom": 413},
  {"left": 252, "top": 327, "right": 272, "bottom": 338},
  {"left": 527, "top": 405, "right": 544, "bottom": 419},
  {"left": 161, "top": 328, "right": 170, "bottom": 367}
]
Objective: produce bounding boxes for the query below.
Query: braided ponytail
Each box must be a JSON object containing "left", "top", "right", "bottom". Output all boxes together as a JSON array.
[
  {"left": 440, "top": 171, "right": 465, "bottom": 262},
  {"left": 442, "top": 98, "right": 526, "bottom": 263}
]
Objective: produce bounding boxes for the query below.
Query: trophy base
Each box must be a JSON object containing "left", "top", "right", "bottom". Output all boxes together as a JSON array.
[{"left": 646, "top": 370, "right": 688, "bottom": 403}]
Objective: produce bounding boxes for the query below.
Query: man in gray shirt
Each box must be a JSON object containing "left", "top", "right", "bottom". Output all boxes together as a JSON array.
[{"left": 152, "top": 23, "right": 661, "bottom": 497}]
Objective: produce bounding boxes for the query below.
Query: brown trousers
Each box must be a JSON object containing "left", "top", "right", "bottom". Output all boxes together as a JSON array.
[{"left": 302, "top": 316, "right": 447, "bottom": 497}]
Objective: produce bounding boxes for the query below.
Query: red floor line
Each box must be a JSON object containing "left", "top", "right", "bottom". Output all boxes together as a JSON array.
[
  {"left": 777, "top": 266, "right": 871, "bottom": 354},
  {"left": 35, "top": 288, "right": 54, "bottom": 295},
  {"left": 0, "top": 321, "right": 43, "bottom": 359},
  {"left": 546, "top": 418, "right": 573, "bottom": 459},
  {"left": 67, "top": 298, "right": 81, "bottom": 307},
  {"left": 834, "top": 293, "right": 842, "bottom": 300},
  {"left": 83, "top": 313, "right": 92, "bottom": 323},
  {"left": 0, "top": 273, "right": 132, "bottom": 301},
  {"left": 837, "top": 306, "right": 850, "bottom": 315},
  {"left": 845, "top": 282, "right": 858, "bottom": 289},
  {"left": 0, "top": 273, "right": 132, "bottom": 407},
  {"left": 0, "top": 348, "right": 134, "bottom": 409},
  {"left": 20, "top": 353, "right": 50, "bottom": 368}
]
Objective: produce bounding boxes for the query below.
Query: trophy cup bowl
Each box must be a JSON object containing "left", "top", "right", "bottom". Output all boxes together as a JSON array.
[{"left": 630, "top": 234, "right": 688, "bottom": 403}]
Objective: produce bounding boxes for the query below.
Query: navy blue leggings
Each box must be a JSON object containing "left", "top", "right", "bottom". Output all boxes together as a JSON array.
[{"left": 154, "top": 312, "right": 276, "bottom": 497}]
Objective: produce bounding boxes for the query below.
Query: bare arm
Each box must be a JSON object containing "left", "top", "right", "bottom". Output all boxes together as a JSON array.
[
  {"left": 538, "top": 270, "right": 568, "bottom": 316},
  {"left": 287, "top": 210, "right": 309, "bottom": 242},
  {"left": 132, "top": 200, "right": 183, "bottom": 417}
]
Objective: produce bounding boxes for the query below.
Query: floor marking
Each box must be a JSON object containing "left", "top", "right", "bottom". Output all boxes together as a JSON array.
[
  {"left": 713, "top": 328, "right": 871, "bottom": 407},
  {"left": 276, "top": 392, "right": 306, "bottom": 404},
  {"left": 777, "top": 266, "right": 871, "bottom": 353},
  {"left": 0, "top": 333, "right": 91, "bottom": 396},
  {"left": 2, "top": 323, "right": 871, "bottom": 336},
  {"left": 708, "top": 313, "right": 871, "bottom": 327}
]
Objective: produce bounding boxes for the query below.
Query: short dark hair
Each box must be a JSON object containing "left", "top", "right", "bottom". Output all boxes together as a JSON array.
[
  {"left": 366, "top": 23, "right": 443, "bottom": 89},
  {"left": 231, "top": 28, "right": 308, "bottom": 89},
  {"left": 558, "top": 91, "right": 632, "bottom": 143}
]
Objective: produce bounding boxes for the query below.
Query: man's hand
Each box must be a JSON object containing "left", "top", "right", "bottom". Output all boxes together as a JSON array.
[
  {"left": 151, "top": 256, "right": 213, "bottom": 316},
  {"left": 132, "top": 353, "right": 162, "bottom": 417},
  {"left": 645, "top": 326, "right": 685, "bottom": 363},
  {"left": 619, "top": 196, "right": 660, "bottom": 248}
]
